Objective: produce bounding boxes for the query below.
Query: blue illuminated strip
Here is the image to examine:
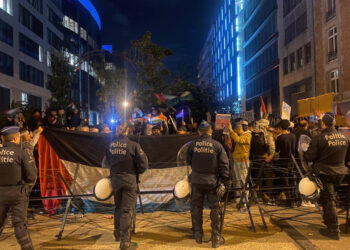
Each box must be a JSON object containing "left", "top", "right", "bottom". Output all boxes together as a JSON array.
[
  {"left": 237, "top": 56, "right": 242, "bottom": 97},
  {"left": 78, "top": 0, "right": 101, "bottom": 29}
]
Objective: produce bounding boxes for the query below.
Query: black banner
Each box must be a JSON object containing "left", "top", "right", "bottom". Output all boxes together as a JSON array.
[{"left": 42, "top": 128, "right": 199, "bottom": 169}]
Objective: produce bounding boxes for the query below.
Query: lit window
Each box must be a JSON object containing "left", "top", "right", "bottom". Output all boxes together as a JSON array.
[
  {"left": 80, "top": 27, "right": 87, "bottom": 40},
  {"left": 0, "top": 0, "right": 12, "bottom": 15},
  {"left": 47, "top": 51, "right": 51, "bottom": 66},
  {"left": 63, "top": 16, "right": 78, "bottom": 34},
  {"left": 231, "top": 23, "right": 234, "bottom": 38},
  {"left": 228, "top": 48, "right": 230, "bottom": 61},
  {"left": 330, "top": 69, "right": 339, "bottom": 93},
  {"left": 221, "top": 8, "right": 223, "bottom": 20},
  {"left": 224, "top": 37, "right": 226, "bottom": 50},
  {"left": 235, "top": 17, "right": 239, "bottom": 32},
  {"left": 21, "top": 93, "right": 28, "bottom": 105},
  {"left": 225, "top": 18, "right": 227, "bottom": 30},
  {"left": 230, "top": 63, "right": 233, "bottom": 76},
  {"left": 328, "top": 26, "right": 337, "bottom": 61},
  {"left": 227, "top": 85, "right": 229, "bottom": 97},
  {"left": 39, "top": 46, "right": 44, "bottom": 62}
]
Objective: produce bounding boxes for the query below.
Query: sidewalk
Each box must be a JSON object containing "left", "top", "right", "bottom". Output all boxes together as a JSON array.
[{"left": 0, "top": 205, "right": 348, "bottom": 249}]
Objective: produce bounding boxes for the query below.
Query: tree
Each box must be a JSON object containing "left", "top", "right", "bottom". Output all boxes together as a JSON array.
[
  {"left": 167, "top": 79, "right": 219, "bottom": 121},
  {"left": 46, "top": 52, "right": 71, "bottom": 108},
  {"left": 94, "top": 61, "right": 127, "bottom": 119},
  {"left": 128, "top": 31, "right": 173, "bottom": 109}
]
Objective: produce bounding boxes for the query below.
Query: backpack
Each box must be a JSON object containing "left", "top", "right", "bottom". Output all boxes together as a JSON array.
[{"left": 250, "top": 131, "right": 269, "bottom": 157}]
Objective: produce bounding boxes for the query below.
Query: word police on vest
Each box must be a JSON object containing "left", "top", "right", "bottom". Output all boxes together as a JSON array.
[
  {"left": 109, "top": 141, "right": 127, "bottom": 155},
  {"left": 325, "top": 133, "right": 347, "bottom": 146},
  {"left": 194, "top": 141, "right": 214, "bottom": 154},
  {"left": 0, "top": 149, "right": 15, "bottom": 163}
]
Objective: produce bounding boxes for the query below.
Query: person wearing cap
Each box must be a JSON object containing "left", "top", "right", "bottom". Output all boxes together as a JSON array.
[
  {"left": 186, "top": 121, "right": 230, "bottom": 248},
  {"left": 0, "top": 126, "right": 37, "bottom": 250},
  {"left": 228, "top": 122, "right": 252, "bottom": 206},
  {"left": 104, "top": 123, "right": 149, "bottom": 250},
  {"left": 304, "top": 112, "right": 350, "bottom": 240}
]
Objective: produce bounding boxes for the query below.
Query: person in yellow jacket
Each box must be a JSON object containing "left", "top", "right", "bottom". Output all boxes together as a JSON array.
[{"left": 228, "top": 122, "right": 252, "bottom": 206}]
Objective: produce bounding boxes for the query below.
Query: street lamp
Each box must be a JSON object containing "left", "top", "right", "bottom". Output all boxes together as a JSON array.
[{"left": 123, "top": 101, "right": 129, "bottom": 108}]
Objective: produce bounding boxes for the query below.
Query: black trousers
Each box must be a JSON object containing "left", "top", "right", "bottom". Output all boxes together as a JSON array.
[
  {"left": 191, "top": 183, "right": 221, "bottom": 238},
  {"left": 318, "top": 174, "right": 345, "bottom": 232},
  {"left": 112, "top": 175, "right": 137, "bottom": 244},
  {"left": 0, "top": 199, "right": 33, "bottom": 250}
]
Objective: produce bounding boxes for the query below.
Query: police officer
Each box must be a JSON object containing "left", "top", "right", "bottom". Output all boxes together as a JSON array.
[
  {"left": 0, "top": 126, "right": 37, "bottom": 250},
  {"left": 104, "top": 123, "right": 148, "bottom": 250},
  {"left": 186, "top": 121, "right": 230, "bottom": 248},
  {"left": 303, "top": 113, "right": 350, "bottom": 240}
]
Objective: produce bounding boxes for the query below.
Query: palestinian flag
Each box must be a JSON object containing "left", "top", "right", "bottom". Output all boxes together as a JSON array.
[
  {"left": 150, "top": 113, "right": 167, "bottom": 124},
  {"left": 154, "top": 91, "right": 194, "bottom": 107},
  {"left": 37, "top": 128, "right": 198, "bottom": 213}
]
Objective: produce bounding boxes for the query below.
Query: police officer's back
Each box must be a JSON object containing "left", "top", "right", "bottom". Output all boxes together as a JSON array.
[
  {"left": 304, "top": 113, "right": 350, "bottom": 240},
  {"left": 0, "top": 126, "right": 37, "bottom": 250},
  {"left": 186, "top": 121, "right": 229, "bottom": 248},
  {"left": 105, "top": 123, "right": 148, "bottom": 250}
]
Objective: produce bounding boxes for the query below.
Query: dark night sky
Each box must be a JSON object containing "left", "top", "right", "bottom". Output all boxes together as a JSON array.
[{"left": 90, "top": 0, "right": 220, "bottom": 81}]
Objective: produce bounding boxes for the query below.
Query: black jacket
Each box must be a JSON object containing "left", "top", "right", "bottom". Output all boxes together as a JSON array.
[
  {"left": 186, "top": 134, "right": 230, "bottom": 186},
  {"left": 0, "top": 142, "right": 37, "bottom": 203},
  {"left": 106, "top": 136, "right": 148, "bottom": 177},
  {"left": 304, "top": 128, "right": 350, "bottom": 175}
]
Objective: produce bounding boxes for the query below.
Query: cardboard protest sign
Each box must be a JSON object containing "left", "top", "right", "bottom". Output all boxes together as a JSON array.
[
  {"left": 281, "top": 102, "right": 291, "bottom": 120},
  {"left": 215, "top": 114, "right": 231, "bottom": 130}
]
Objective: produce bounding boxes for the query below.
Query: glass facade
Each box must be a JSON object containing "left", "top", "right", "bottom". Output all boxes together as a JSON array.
[
  {"left": 212, "top": 0, "right": 237, "bottom": 103},
  {"left": 0, "top": 51, "right": 13, "bottom": 76},
  {"left": 19, "top": 61, "right": 44, "bottom": 87},
  {"left": 19, "top": 4, "right": 43, "bottom": 38},
  {"left": 0, "top": 18, "right": 13, "bottom": 46}
]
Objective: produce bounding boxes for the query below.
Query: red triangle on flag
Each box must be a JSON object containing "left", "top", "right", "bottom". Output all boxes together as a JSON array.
[{"left": 260, "top": 96, "right": 267, "bottom": 114}]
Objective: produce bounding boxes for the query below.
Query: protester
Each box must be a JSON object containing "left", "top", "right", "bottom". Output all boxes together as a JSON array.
[
  {"left": 67, "top": 108, "right": 81, "bottom": 128},
  {"left": 274, "top": 119, "right": 297, "bottom": 206},
  {"left": 27, "top": 110, "right": 43, "bottom": 131},
  {"left": 151, "top": 126, "right": 161, "bottom": 136},
  {"left": 228, "top": 122, "right": 252, "bottom": 206},
  {"left": 15, "top": 112, "right": 27, "bottom": 130},
  {"left": 251, "top": 119, "right": 276, "bottom": 202},
  {"left": 56, "top": 108, "right": 67, "bottom": 128}
]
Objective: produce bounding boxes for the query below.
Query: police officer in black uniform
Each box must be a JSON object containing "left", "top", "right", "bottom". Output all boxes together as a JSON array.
[
  {"left": 304, "top": 113, "right": 350, "bottom": 240},
  {"left": 186, "top": 121, "right": 230, "bottom": 248},
  {"left": 105, "top": 123, "right": 148, "bottom": 250},
  {"left": 0, "top": 126, "right": 37, "bottom": 250}
]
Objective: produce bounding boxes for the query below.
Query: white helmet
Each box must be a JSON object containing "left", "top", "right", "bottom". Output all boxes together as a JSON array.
[
  {"left": 93, "top": 178, "right": 113, "bottom": 201},
  {"left": 298, "top": 177, "right": 319, "bottom": 200}
]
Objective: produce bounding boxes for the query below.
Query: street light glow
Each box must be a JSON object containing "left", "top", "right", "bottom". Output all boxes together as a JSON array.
[{"left": 123, "top": 101, "right": 129, "bottom": 107}]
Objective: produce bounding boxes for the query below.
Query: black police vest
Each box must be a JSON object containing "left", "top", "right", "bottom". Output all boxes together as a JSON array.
[
  {"left": 108, "top": 139, "right": 137, "bottom": 175},
  {"left": 0, "top": 145, "right": 22, "bottom": 186},
  {"left": 190, "top": 138, "right": 219, "bottom": 176}
]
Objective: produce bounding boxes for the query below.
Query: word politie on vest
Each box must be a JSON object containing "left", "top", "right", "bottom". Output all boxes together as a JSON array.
[
  {"left": 110, "top": 142, "right": 127, "bottom": 155},
  {"left": 194, "top": 141, "right": 214, "bottom": 154},
  {"left": 325, "top": 133, "right": 347, "bottom": 147},
  {"left": 0, "top": 149, "right": 14, "bottom": 163}
]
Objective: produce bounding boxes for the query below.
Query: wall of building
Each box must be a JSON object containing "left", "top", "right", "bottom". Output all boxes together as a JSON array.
[
  {"left": 243, "top": 0, "right": 279, "bottom": 115},
  {"left": 197, "top": 25, "right": 213, "bottom": 86},
  {"left": 314, "top": 0, "right": 350, "bottom": 112},
  {"left": 0, "top": 0, "right": 63, "bottom": 111},
  {"left": 278, "top": 0, "right": 316, "bottom": 117}
]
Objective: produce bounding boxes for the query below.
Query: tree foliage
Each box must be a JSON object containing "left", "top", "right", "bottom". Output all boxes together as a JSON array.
[
  {"left": 167, "top": 79, "right": 219, "bottom": 121},
  {"left": 94, "top": 62, "right": 126, "bottom": 117},
  {"left": 128, "top": 31, "right": 173, "bottom": 109},
  {"left": 46, "top": 52, "right": 71, "bottom": 108}
]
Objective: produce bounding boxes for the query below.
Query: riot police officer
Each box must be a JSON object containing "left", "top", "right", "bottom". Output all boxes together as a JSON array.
[
  {"left": 304, "top": 113, "right": 350, "bottom": 240},
  {"left": 0, "top": 126, "right": 37, "bottom": 250},
  {"left": 105, "top": 123, "right": 148, "bottom": 250},
  {"left": 186, "top": 121, "right": 230, "bottom": 248}
]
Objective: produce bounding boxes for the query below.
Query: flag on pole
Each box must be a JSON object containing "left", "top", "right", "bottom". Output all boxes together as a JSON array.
[
  {"left": 150, "top": 113, "right": 167, "bottom": 124},
  {"left": 260, "top": 96, "right": 267, "bottom": 118}
]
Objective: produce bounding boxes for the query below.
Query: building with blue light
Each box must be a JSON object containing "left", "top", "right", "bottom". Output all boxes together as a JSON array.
[
  {"left": 211, "top": 0, "right": 240, "bottom": 112},
  {"left": 200, "top": 0, "right": 280, "bottom": 115},
  {"left": 241, "top": 0, "right": 279, "bottom": 115}
]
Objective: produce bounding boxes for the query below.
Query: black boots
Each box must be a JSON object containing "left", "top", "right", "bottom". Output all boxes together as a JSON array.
[
  {"left": 114, "top": 230, "right": 121, "bottom": 242},
  {"left": 194, "top": 231, "right": 202, "bottom": 244},
  {"left": 319, "top": 228, "right": 340, "bottom": 240},
  {"left": 120, "top": 241, "right": 138, "bottom": 250},
  {"left": 212, "top": 235, "right": 225, "bottom": 248}
]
